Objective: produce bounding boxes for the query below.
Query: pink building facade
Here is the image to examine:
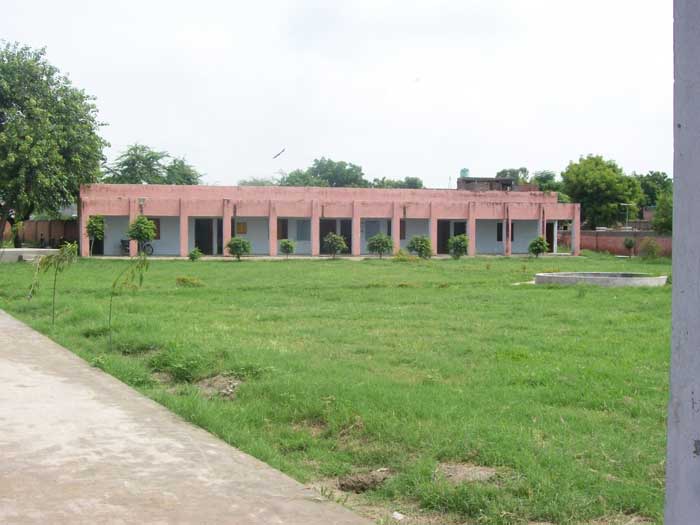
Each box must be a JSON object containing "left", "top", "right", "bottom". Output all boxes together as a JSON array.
[{"left": 78, "top": 184, "right": 580, "bottom": 257}]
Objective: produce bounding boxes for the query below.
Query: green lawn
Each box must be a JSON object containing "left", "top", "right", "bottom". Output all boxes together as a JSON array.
[{"left": 0, "top": 253, "right": 670, "bottom": 524}]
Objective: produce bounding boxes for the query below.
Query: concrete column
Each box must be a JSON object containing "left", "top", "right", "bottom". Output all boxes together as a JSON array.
[
  {"left": 468, "top": 203, "right": 476, "bottom": 256},
  {"left": 79, "top": 198, "right": 89, "bottom": 257},
  {"left": 504, "top": 206, "right": 511, "bottom": 256},
  {"left": 553, "top": 220, "right": 558, "bottom": 254},
  {"left": 540, "top": 205, "right": 546, "bottom": 238},
  {"left": 268, "top": 202, "right": 278, "bottom": 256},
  {"left": 128, "top": 198, "right": 138, "bottom": 257},
  {"left": 666, "top": 3, "right": 700, "bottom": 521},
  {"left": 222, "top": 199, "right": 232, "bottom": 255},
  {"left": 392, "top": 202, "right": 401, "bottom": 254},
  {"left": 352, "top": 202, "right": 361, "bottom": 256},
  {"left": 179, "top": 199, "right": 188, "bottom": 257},
  {"left": 572, "top": 203, "right": 581, "bottom": 256},
  {"left": 311, "top": 200, "right": 320, "bottom": 256},
  {"left": 429, "top": 203, "right": 438, "bottom": 256}
]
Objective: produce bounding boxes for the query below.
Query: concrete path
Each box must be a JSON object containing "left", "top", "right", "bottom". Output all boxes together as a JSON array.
[{"left": 0, "top": 310, "right": 370, "bottom": 525}]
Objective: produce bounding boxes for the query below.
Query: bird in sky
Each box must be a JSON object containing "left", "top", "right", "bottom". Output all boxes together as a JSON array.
[{"left": 272, "top": 148, "right": 286, "bottom": 159}]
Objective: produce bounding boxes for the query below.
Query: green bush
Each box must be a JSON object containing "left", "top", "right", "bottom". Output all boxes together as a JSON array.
[
  {"left": 227, "top": 237, "right": 252, "bottom": 261},
  {"left": 367, "top": 233, "right": 393, "bottom": 258},
  {"left": 407, "top": 235, "right": 432, "bottom": 259},
  {"left": 623, "top": 238, "right": 635, "bottom": 257},
  {"left": 188, "top": 247, "right": 203, "bottom": 261},
  {"left": 323, "top": 232, "right": 347, "bottom": 259},
  {"left": 86, "top": 215, "right": 104, "bottom": 256},
  {"left": 639, "top": 238, "right": 660, "bottom": 260},
  {"left": 280, "top": 239, "right": 296, "bottom": 258},
  {"left": 27, "top": 241, "right": 78, "bottom": 327},
  {"left": 447, "top": 234, "right": 469, "bottom": 259},
  {"left": 528, "top": 236, "right": 549, "bottom": 258},
  {"left": 127, "top": 215, "right": 156, "bottom": 254},
  {"left": 392, "top": 248, "right": 419, "bottom": 262}
]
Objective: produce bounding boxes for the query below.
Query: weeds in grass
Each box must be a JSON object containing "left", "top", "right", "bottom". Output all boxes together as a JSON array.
[{"left": 175, "top": 276, "right": 204, "bottom": 287}]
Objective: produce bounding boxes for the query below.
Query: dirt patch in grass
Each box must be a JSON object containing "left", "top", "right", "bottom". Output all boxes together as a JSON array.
[
  {"left": 338, "top": 467, "right": 393, "bottom": 493},
  {"left": 196, "top": 374, "right": 241, "bottom": 400},
  {"left": 293, "top": 419, "right": 327, "bottom": 438},
  {"left": 587, "top": 516, "right": 654, "bottom": 525},
  {"left": 434, "top": 462, "right": 497, "bottom": 484}
]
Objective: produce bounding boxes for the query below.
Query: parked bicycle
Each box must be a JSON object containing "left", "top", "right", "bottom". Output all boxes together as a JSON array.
[{"left": 120, "top": 240, "right": 154, "bottom": 256}]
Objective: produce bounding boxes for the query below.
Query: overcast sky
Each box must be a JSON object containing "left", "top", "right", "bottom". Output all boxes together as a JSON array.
[{"left": 2, "top": 1, "right": 672, "bottom": 188}]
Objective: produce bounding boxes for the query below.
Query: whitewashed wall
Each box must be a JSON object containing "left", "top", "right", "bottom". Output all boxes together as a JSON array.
[
  {"left": 476, "top": 219, "right": 503, "bottom": 254},
  {"left": 361, "top": 219, "right": 390, "bottom": 254},
  {"left": 511, "top": 220, "right": 539, "bottom": 254},
  {"left": 104, "top": 216, "right": 129, "bottom": 255},
  {"left": 277, "top": 217, "right": 311, "bottom": 255},
  {"left": 400, "top": 219, "right": 429, "bottom": 250}
]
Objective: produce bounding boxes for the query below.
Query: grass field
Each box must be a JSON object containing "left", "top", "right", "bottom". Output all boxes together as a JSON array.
[{"left": 0, "top": 253, "right": 671, "bottom": 524}]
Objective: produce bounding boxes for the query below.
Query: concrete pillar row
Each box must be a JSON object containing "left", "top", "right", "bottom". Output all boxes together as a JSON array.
[
  {"left": 351, "top": 202, "right": 361, "bottom": 256},
  {"left": 504, "top": 205, "right": 512, "bottom": 257},
  {"left": 310, "top": 200, "right": 320, "bottom": 256},
  {"left": 79, "top": 198, "right": 89, "bottom": 257},
  {"left": 129, "top": 198, "right": 138, "bottom": 257},
  {"left": 391, "top": 202, "right": 401, "bottom": 254},
  {"left": 572, "top": 204, "right": 581, "bottom": 256},
  {"left": 268, "top": 202, "right": 278, "bottom": 257},
  {"left": 468, "top": 202, "right": 476, "bottom": 256},
  {"left": 179, "top": 199, "right": 189, "bottom": 257}
]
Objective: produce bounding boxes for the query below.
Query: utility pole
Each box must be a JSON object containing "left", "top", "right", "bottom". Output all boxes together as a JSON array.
[{"left": 666, "top": 2, "right": 700, "bottom": 522}]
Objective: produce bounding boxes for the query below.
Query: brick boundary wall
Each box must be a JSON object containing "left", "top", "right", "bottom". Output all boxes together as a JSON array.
[
  {"left": 19, "top": 220, "right": 78, "bottom": 245},
  {"left": 558, "top": 230, "right": 671, "bottom": 256}
]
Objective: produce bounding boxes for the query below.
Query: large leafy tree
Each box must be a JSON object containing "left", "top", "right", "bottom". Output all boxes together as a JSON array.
[
  {"left": 279, "top": 158, "right": 369, "bottom": 187},
  {"left": 371, "top": 176, "right": 424, "bottom": 189},
  {"left": 636, "top": 170, "right": 673, "bottom": 208},
  {"left": 561, "top": 155, "right": 643, "bottom": 229},
  {"left": 652, "top": 190, "right": 673, "bottom": 234},
  {"left": 0, "top": 42, "right": 106, "bottom": 243},
  {"left": 496, "top": 167, "right": 529, "bottom": 184},
  {"left": 103, "top": 144, "right": 202, "bottom": 185}
]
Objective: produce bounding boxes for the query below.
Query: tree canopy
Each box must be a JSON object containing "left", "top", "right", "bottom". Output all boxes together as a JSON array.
[
  {"left": 652, "top": 191, "right": 673, "bottom": 234},
  {"left": 103, "top": 144, "right": 202, "bottom": 185},
  {"left": 496, "top": 167, "right": 529, "bottom": 184},
  {"left": 243, "top": 158, "right": 424, "bottom": 189},
  {"left": 561, "top": 155, "right": 643, "bottom": 229},
  {"left": 0, "top": 42, "right": 106, "bottom": 237},
  {"left": 636, "top": 171, "right": 673, "bottom": 208}
]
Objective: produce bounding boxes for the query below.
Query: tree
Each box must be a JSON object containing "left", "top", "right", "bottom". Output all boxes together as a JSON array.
[
  {"left": 103, "top": 144, "right": 203, "bottom": 185},
  {"left": 528, "top": 236, "right": 549, "bottom": 258},
  {"left": 371, "top": 176, "right": 424, "bottom": 189},
  {"left": 623, "top": 238, "right": 635, "bottom": 257},
  {"left": 227, "top": 237, "right": 251, "bottom": 260},
  {"left": 652, "top": 191, "right": 673, "bottom": 234},
  {"left": 367, "top": 233, "right": 392, "bottom": 258},
  {"left": 238, "top": 176, "right": 278, "bottom": 186},
  {"left": 531, "top": 171, "right": 561, "bottom": 192},
  {"left": 127, "top": 216, "right": 156, "bottom": 253},
  {"left": 323, "top": 232, "right": 347, "bottom": 258},
  {"left": 636, "top": 171, "right": 672, "bottom": 208},
  {"left": 27, "top": 242, "right": 78, "bottom": 326},
  {"left": 407, "top": 235, "right": 432, "bottom": 259},
  {"left": 86, "top": 215, "right": 105, "bottom": 256},
  {"left": 561, "top": 155, "right": 643, "bottom": 229},
  {"left": 0, "top": 42, "right": 106, "bottom": 245},
  {"left": 280, "top": 239, "right": 296, "bottom": 258},
  {"left": 447, "top": 234, "right": 469, "bottom": 259},
  {"left": 496, "top": 167, "right": 529, "bottom": 184},
  {"left": 165, "top": 158, "right": 202, "bottom": 185},
  {"left": 278, "top": 169, "right": 326, "bottom": 187},
  {"left": 280, "top": 158, "right": 368, "bottom": 188},
  {"left": 108, "top": 252, "right": 149, "bottom": 348}
]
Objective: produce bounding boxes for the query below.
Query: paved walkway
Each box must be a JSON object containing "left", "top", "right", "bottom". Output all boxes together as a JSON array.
[{"left": 0, "top": 310, "right": 369, "bottom": 525}]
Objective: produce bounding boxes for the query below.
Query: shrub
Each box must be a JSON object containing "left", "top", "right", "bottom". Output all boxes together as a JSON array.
[
  {"left": 127, "top": 215, "right": 157, "bottom": 247},
  {"left": 407, "top": 235, "right": 432, "bottom": 259},
  {"left": 176, "top": 276, "right": 204, "bottom": 288},
  {"left": 623, "top": 238, "right": 635, "bottom": 257},
  {"left": 447, "top": 234, "right": 469, "bottom": 259},
  {"left": 86, "top": 215, "right": 104, "bottom": 256},
  {"left": 323, "top": 232, "right": 347, "bottom": 259},
  {"left": 639, "top": 238, "right": 661, "bottom": 260},
  {"left": 188, "top": 247, "right": 203, "bottom": 261},
  {"left": 528, "top": 236, "right": 549, "bottom": 258},
  {"left": 392, "top": 248, "right": 418, "bottom": 262},
  {"left": 227, "top": 237, "right": 252, "bottom": 260},
  {"left": 108, "top": 253, "right": 149, "bottom": 348},
  {"left": 280, "top": 239, "right": 296, "bottom": 258},
  {"left": 367, "top": 233, "right": 392, "bottom": 258},
  {"left": 27, "top": 241, "right": 78, "bottom": 327}
]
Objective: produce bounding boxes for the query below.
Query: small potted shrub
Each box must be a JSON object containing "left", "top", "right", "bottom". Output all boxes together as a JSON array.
[
  {"left": 227, "top": 237, "right": 252, "bottom": 261},
  {"left": 407, "top": 235, "right": 432, "bottom": 259},
  {"left": 323, "top": 232, "right": 347, "bottom": 259},
  {"left": 623, "top": 238, "right": 635, "bottom": 257},
  {"left": 367, "top": 233, "right": 392, "bottom": 258},
  {"left": 528, "top": 236, "right": 549, "bottom": 258},
  {"left": 280, "top": 239, "right": 296, "bottom": 258},
  {"left": 447, "top": 234, "right": 469, "bottom": 259}
]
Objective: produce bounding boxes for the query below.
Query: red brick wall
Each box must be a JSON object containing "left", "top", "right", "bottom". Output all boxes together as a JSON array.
[
  {"left": 558, "top": 230, "right": 671, "bottom": 256},
  {"left": 20, "top": 220, "right": 78, "bottom": 244}
]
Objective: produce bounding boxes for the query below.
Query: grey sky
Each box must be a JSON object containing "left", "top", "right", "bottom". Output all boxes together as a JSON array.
[{"left": 2, "top": 0, "right": 672, "bottom": 187}]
